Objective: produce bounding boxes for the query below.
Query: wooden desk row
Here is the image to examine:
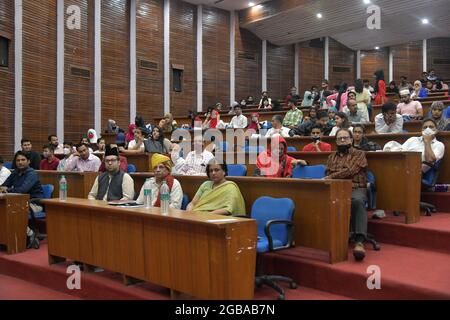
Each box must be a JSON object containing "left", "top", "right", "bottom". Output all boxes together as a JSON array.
[{"left": 43, "top": 198, "right": 257, "bottom": 300}]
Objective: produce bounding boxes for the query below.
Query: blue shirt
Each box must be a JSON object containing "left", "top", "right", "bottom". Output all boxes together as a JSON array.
[{"left": 1, "top": 167, "right": 43, "bottom": 199}]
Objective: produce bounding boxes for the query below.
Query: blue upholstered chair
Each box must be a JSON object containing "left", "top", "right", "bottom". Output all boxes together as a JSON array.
[
  {"left": 287, "top": 146, "right": 297, "bottom": 152},
  {"left": 3, "top": 162, "right": 12, "bottom": 169},
  {"left": 181, "top": 194, "right": 190, "bottom": 210},
  {"left": 127, "top": 164, "right": 137, "bottom": 173},
  {"left": 227, "top": 164, "right": 247, "bottom": 177},
  {"left": 291, "top": 164, "right": 326, "bottom": 179}
]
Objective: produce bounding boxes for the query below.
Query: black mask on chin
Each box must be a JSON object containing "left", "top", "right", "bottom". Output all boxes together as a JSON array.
[{"left": 337, "top": 144, "right": 351, "bottom": 154}]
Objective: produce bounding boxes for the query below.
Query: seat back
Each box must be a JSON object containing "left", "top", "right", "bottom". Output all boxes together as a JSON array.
[
  {"left": 221, "top": 141, "right": 229, "bottom": 152},
  {"left": 242, "top": 145, "right": 265, "bottom": 153},
  {"left": 227, "top": 164, "right": 247, "bottom": 177},
  {"left": 422, "top": 159, "right": 442, "bottom": 188},
  {"left": 181, "top": 194, "right": 189, "bottom": 210},
  {"left": 251, "top": 196, "right": 295, "bottom": 248},
  {"left": 42, "top": 184, "right": 54, "bottom": 199},
  {"left": 3, "top": 162, "right": 12, "bottom": 169},
  {"left": 366, "top": 170, "right": 376, "bottom": 209},
  {"left": 127, "top": 164, "right": 137, "bottom": 173},
  {"left": 287, "top": 146, "right": 297, "bottom": 152},
  {"left": 292, "top": 165, "right": 326, "bottom": 179}
]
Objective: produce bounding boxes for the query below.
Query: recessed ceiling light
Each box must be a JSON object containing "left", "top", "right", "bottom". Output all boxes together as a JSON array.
[
  {"left": 316, "top": 13, "right": 323, "bottom": 19},
  {"left": 363, "top": 0, "right": 371, "bottom": 4},
  {"left": 375, "top": 46, "right": 380, "bottom": 50},
  {"left": 422, "top": 18, "right": 429, "bottom": 24},
  {"left": 248, "top": 2, "right": 255, "bottom": 7}
]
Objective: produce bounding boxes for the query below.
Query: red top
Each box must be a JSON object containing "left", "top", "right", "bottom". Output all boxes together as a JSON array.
[
  {"left": 374, "top": 80, "right": 386, "bottom": 105},
  {"left": 303, "top": 142, "right": 332, "bottom": 152},
  {"left": 40, "top": 157, "right": 60, "bottom": 170}
]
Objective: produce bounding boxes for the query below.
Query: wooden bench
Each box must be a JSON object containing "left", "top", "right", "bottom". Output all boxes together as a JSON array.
[
  {"left": 43, "top": 198, "right": 257, "bottom": 299},
  {"left": 0, "top": 194, "right": 29, "bottom": 254}
]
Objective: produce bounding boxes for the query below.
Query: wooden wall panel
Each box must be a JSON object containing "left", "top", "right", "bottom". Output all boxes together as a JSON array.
[
  {"left": 235, "top": 22, "right": 261, "bottom": 102},
  {"left": 64, "top": 0, "right": 94, "bottom": 144},
  {"left": 427, "top": 37, "right": 450, "bottom": 81},
  {"left": 267, "top": 42, "right": 294, "bottom": 100},
  {"left": 202, "top": 6, "right": 230, "bottom": 109},
  {"left": 22, "top": 0, "right": 57, "bottom": 150},
  {"left": 329, "top": 38, "right": 355, "bottom": 87},
  {"left": 298, "top": 41, "right": 324, "bottom": 95},
  {"left": 101, "top": 0, "right": 130, "bottom": 130},
  {"left": 170, "top": 0, "right": 196, "bottom": 118},
  {"left": 0, "top": 1, "right": 15, "bottom": 159},
  {"left": 136, "top": 0, "right": 163, "bottom": 124},
  {"left": 361, "top": 47, "right": 389, "bottom": 84},
  {"left": 391, "top": 41, "right": 422, "bottom": 84}
]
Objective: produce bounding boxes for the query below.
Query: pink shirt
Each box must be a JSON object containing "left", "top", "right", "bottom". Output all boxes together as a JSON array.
[{"left": 396, "top": 100, "right": 422, "bottom": 117}]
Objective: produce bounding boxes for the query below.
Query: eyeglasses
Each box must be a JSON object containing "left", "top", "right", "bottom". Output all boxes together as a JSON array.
[{"left": 336, "top": 136, "right": 351, "bottom": 141}]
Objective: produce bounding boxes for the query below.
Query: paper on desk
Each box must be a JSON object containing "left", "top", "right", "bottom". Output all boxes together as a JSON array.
[{"left": 207, "top": 218, "right": 239, "bottom": 223}]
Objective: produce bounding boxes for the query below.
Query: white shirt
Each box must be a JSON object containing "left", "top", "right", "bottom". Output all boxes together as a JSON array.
[
  {"left": 229, "top": 114, "right": 248, "bottom": 129},
  {"left": 375, "top": 113, "right": 404, "bottom": 134},
  {"left": 402, "top": 136, "right": 445, "bottom": 162},
  {"left": 128, "top": 139, "right": 146, "bottom": 151},
  {"left": 136, "top": 177, "right": 183, "bottom": 209},
  {"left": 265, "top": 127, "right": 291, "bottom": 138},
  {"left": 88, "top": 173, "right": 135, "bottom": 201},
  {"left": 171, "top": 150, "right": 215, "bottom": 176},
  {"left": 0, "top": 166, "right": 11, "bottom": 185},
  {"left": 329, "top": 126, "right": 354, "bottom": 137}
]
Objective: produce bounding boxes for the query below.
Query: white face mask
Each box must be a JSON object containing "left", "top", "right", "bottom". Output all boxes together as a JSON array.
[
  {"left": 422, "top": 128, "right": 436, "bottom": 136},
  {"left": 63, "top": 148, "right": 71, "bottom": 155}
]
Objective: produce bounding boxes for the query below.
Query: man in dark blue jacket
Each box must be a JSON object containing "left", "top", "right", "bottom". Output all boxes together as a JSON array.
[{"left": 1, "top": 151, "right": 43, "bottom": 248}]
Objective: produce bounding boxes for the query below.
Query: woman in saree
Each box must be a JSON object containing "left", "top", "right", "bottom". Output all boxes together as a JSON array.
[{"left": 186, "top": 159, "right": 246, "bottom": 216}]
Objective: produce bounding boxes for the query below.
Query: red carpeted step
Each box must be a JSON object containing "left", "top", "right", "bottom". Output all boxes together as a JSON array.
[
  {"left": 368, "top": 212, "right": 450, "bottom": 254},
  {"left": 0, "top": 274, "right": 80, "bottom": 300},
  {"left": 254, "top": 284, "right": 353, "bottom": 300},
  {"left": 262, "top": 243, "right": 450, "bottom": 300},
  {"left": 422, "top": 192, "right": 450, "bottom": 213},
  {"left": 0, "top": 243, "right": 170, "bottom": 300}
]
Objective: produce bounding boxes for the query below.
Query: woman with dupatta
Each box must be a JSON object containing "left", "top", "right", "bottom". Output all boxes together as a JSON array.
[{"left": 186, "top": 160, "right": 246, "bottom": 216}]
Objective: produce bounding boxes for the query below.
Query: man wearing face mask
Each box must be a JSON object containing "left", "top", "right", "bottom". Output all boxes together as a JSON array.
[
  {"left": 57, "top": 142, "right": 75, "bottom": 171},
  {"left": 325, "top": 128, "right": 369, "bottom": 261},
  {"left": 39, "top": 144, "right": 60, "bottom": 170},
  {"left": 401, "top": 119, "right": 445, "bottom": 173}
]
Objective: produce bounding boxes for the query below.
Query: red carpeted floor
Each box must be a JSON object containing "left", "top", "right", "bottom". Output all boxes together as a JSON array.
[{"left": 1, "top": 211, "right": 450, "bottom": 300}]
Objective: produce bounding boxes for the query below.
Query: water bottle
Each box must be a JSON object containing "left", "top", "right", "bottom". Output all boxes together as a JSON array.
[
  {"left": 59, "top": 175, "right": 67, "bottom": 201},
  {"left": 143, "top": 178, "right": 152, "bottom": 208},
  {"left": 160, "top": 180, "right": 170, "bottom": 214}
]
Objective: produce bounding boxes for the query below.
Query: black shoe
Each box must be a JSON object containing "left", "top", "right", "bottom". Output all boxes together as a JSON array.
[{"left": 26, "top": 232, "right": 40, "bottom": 249}]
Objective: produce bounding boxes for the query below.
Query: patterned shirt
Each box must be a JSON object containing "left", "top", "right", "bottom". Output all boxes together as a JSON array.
[
  {"left": 283, "top": 108, "right": 304, "bottom": 127},
  {"left": 326, "top": 148, "right": 368, "bottom": 189},
  {"left": 172, "top": 150, "right": 215, "bottom": 176}
]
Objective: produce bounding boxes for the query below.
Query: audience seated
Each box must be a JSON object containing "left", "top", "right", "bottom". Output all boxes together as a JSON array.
[
  {"left": 284, "top": 86, "right": 300, "bottom": 104},
  {"left": 65, "top": 143, "right": 101, "bottom": 172},
  {"left": 171, "top": 135, "right": 215, "bottom": 176},
  {"left": 120, "top": 127, "right": 146, "bottom": 153},
  {"left": 401, "top": 119, "right": 445, "bottom": 173},
  {"left": 159, "top": 113, "right": 177, "bottom": 136},
  {"left": 427, "top": 101, "right": 449, "bottom": 131},
  {"left": 427, "top": 69, "right": 438, "bottom": 82},
  {"left": 136, "top": 154, "right": 183, "bottom": 209},
  {"left": 125, "top": 124, "right": 137, "bottom": 144},
  {"left": 57, "top": 141, "right": 75, "bottom": 171},
  {"left": 247, "top": 112, "right": 262, "bottom": 133},
  {"left": 255, "top": 136, "right": 307, "bottom": 177},
  {"left": 186, "top": 160, "right": 245, "bottom": 216},
  {"left": 106, "top": 119, "right": 121, "bottom": 134},
  {"left": 0, "top": 157, "right": 11, "bottom": 185},
  {"left": 1, "top": 151, "right": 43, "bottom": 249},
  {"left": 290, "top": 110, "right": 331, "bottom": 137},
  {"left": 352, "top": 124, "right": 381, "bottom": 151},
  {"left": 328, "top": 107, "right": 337, "bottom": 126},
  {"left": 399, "top": 76, "right": 412, "bottom": 91},
  {"left": 79, "top": 137, "right": 94, "bottom": 153},
  {"left": 387, "top": 81, "right": 399, "bottom": 94},
  {"left": 203, "top": 107, "right": 221, "bottom": 129},
  {"left": 375, "top": 102, "right": 404, "bottom": 134},
  {"left": 12, "top": 139, "right": 41, "bottom": 170},
  {"left": 325, "top": 128, "right": 368, "bottom": 261},
  {"left": 302, "top": 125, "right": 332, "bottom": 152},
  {"left": 411, "top": 80, "right": 428, "bottom": 99},
  {"left": 48, "top": 134, "right": 64, "bottom": 154},
  {"left": 144, "top": 126, "right": 170, "bottom": 154},
  {"left": 99, "top": 144, "right": 128, "bottom": 173},
  {"left": 283, "top": 100, "right": 304, "bottom": 129},
  {"left": 343, "top": 99, "right": 370, "bottom": 124},
  {"left": 88, "top": 147, "right": 134, "bottom": 201},
  {"left": 95, "top": 137, "right": 106, "bottom": 154},
  {"left": 354, "top": 79, "right": 371, "bottom": 123},
  {"left": 301, "top": 90, "right": 313, "bottom": 107},
  {"left": 39, "top": 144, "right": 59, "bottom": 171},
  {"left": 397, "top": 89, "right": 423, "bottom": 120},
  {"left": 329, "top": 112, "right": 353, "bottom": 136},
  {"left": 258, "top": 91, "right": 272, "bottom": 109},
  {"left": 265, "top": 115, "right": 291, "bottom": 138},
  {"left": 229, "top": 106, "right": 248, "bottom": 129},
  {"left": 314, "top": 79, "right": 332, "bottom": 109}
]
